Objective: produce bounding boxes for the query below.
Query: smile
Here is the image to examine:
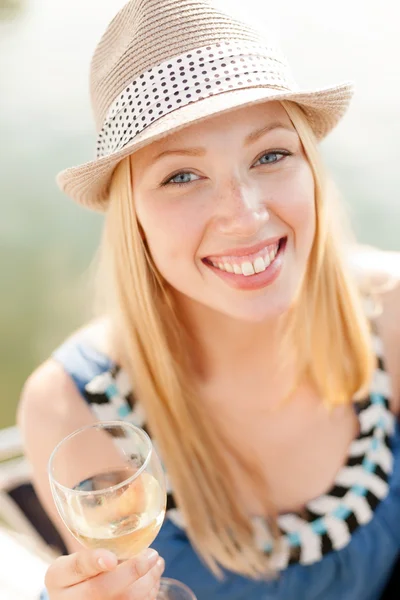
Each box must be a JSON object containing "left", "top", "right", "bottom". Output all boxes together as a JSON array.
[
  {"left": 203, "top": 237, "right": 287, "bottom": 291},
  {"left": 204, "top": 238, "right": 286, "bottom": 276}
]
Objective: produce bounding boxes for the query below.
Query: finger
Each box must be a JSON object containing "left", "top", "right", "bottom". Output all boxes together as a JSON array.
[
  {"left": 148, "top": 580, "right": 161, "bottom": 600},
  {"left": 45, "top": 549, "right": 118, "bottom": 589},
  {"left": 124, "top": 557, "right": 165, "bottom": 600},
  {"left": 67, "top": 549, "right": 160, "bottom": 598}
]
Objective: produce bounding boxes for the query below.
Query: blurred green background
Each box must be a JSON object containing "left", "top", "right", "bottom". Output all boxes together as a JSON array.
[{"left": 1, "top": 0, "right": 399, "bottom": 428}]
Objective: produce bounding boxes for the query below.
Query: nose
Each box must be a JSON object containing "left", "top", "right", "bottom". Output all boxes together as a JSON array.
[{"left": 213, "top": 178, "right": 270, "bottom": 237}]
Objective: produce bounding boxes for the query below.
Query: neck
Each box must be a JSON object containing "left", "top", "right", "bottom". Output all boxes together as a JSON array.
[{"left": 175, "top": 295, "right": 294, "bottom": 383}]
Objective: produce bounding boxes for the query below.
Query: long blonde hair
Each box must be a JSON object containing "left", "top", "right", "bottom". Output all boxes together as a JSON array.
[{"left": 95, "top": 100, "right": 375, "bottom": 578}]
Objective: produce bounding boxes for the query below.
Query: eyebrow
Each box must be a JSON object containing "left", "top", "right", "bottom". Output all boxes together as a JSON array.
[{"left": 150, "top": 121, "right": 296, "bottom": 164}]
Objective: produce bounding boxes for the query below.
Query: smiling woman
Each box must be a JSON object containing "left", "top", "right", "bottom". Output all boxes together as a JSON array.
[{"left": 18, "top": 1, "right": 400, "bottom": 599}]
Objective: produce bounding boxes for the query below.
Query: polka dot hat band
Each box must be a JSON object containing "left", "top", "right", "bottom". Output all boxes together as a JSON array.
[{"left": 56, "top": 0, "right": 354, "bottom": 212}]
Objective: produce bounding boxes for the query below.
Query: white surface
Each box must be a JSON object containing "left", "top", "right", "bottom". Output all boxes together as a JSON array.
[
  {"left": 0, "top": 528, "right": 50, "bottom": 600},
  {"left": 0, "top": 456, "right": 31, "bottom": 490},
  {"left": 0, "top": 427, "right": 23, "bottom": 461}
]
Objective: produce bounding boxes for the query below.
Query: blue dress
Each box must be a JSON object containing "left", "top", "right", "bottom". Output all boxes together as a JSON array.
[{"left": 42, "top": 332, "right": 400, "bottom": 600}]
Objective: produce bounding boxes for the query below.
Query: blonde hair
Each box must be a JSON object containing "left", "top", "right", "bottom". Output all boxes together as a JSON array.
[{"left": 95, "top": 101, "right": 375, "bottom": 578}]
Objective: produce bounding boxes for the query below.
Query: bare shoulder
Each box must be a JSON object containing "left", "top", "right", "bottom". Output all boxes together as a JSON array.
[
  {"left": 18, "top": 315, "right": 116, "bottom": 433},
  {"left": 19, "top": 358, "right": 82, "bottom": 423},
  {"left": 18, "top": 358, "right": 96, "bottom": 454}
]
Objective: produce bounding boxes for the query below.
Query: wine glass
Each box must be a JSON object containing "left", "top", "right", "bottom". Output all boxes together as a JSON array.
[{"left": 48, "top": 421, "right": 196, "bottom": 599}]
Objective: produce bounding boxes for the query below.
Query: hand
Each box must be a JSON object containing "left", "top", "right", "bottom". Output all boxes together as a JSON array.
[{"left": 45, "top": 547, "right": 165, "bottom": 599}]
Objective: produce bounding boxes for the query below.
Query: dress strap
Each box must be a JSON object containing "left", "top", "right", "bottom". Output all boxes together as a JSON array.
[
  {"left": 52, "top": 335, "right": 114, "bottom": 400},
  {"left": 369, "top": 326, "right": 393, "bottom": 400}
]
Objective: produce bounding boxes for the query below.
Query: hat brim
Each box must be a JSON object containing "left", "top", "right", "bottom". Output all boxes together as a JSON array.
[{"left": 57, "top": 82, "right": 353, "bottom": 211}]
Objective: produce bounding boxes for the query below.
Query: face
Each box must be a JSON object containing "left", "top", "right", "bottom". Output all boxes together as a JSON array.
[{"left": 131, "top": 101, "right": 316, "bottom": 323}]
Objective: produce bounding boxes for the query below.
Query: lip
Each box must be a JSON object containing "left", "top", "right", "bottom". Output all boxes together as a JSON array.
[
  {"left": 204, "top": 238, "right": 287, "bottom": 291},
  {"left": 204, "top": 237, "right": 283, "bottom": 261}
]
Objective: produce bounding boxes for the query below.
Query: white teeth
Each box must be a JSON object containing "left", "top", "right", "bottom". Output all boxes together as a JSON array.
[
  {"left": 269, "top": 247, "right": 275, "bottom": 262},
  {"left": 210, "top": 241, "right": 281, "bottom": 276},
  {"left": 241, "top": 262, "right": 255, "bottom": 276},
  {"left": 253, "top": 256, "right": 266, "bottom": 273},
  {"left": 271, "top": 243, "right": 279, "bottom": 261}
]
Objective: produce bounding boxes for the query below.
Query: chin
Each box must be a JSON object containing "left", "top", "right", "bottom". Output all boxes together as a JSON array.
[{"left": 214, "top": 290, "right": 296, "bottom": 324}]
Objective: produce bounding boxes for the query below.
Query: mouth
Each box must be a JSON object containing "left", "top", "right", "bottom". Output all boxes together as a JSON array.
[
  {"left": 202, "top": 237, "right": 287, "bottom": 291},
  {"left": 203, "top": 237, "right": 287, "bottom": 275}
]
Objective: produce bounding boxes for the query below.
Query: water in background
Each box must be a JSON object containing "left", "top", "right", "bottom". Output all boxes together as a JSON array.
[{"left": 1, "top": 0, "right": 399, "bottom": 427}]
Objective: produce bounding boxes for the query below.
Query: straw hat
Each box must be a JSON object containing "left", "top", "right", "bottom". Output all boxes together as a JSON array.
[{"left": 57, "top": 0, "right": 354, "bottom": 212}]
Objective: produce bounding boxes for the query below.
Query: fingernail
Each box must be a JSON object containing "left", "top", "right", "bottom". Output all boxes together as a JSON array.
[
  {"left": 98, "top": 558, "right": 108, "bottom": 570},
  {"left": 96, "top": 551, "right": 118, "bottom": 571},
  {"left": 156, "top": 557, "right": 165, "bottom": 572},
  {"left": 137, "top": 548, "right": 159, "bottom": 572}
]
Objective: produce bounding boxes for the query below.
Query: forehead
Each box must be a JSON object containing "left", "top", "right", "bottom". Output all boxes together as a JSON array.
[
  {"left": 165, "top": 100, "right": 289, "bottom": 140},
  {"left": 134, "top": 100, "right": 292, "bottom": 163}
]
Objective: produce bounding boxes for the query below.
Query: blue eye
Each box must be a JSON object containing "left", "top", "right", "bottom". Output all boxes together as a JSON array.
[
  {"left": 163, "top": 172, "right": 199, "bottom": 187},
  {"left": 255, "top": 151, "right": 290, "bottom": 166}
]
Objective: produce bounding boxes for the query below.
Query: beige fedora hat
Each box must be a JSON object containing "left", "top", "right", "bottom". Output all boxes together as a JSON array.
[{"left": 57, "top": 0, "right": 354, "bottom": 212}]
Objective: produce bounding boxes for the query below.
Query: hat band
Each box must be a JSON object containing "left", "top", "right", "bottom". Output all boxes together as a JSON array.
[{"left": 96, "top": 40, "right": 297, "bottom": 159}]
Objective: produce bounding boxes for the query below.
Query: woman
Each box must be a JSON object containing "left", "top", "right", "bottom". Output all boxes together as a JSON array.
[{"left": 18, "top": 0, "right": 400, "bottom": 598}]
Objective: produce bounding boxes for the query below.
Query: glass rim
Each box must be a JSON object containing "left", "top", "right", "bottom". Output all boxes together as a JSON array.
[
  {"left": 47, "top": 420, "right": 153, "bottom": 497},
  {"left": 159, "top": 578, "right": 197, "bottom": 598}
]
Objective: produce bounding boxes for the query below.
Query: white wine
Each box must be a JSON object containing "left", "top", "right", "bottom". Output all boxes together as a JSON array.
[
  {"left": 68, "top": 468, "right": 166, "bottom": 559},
  {"left": 71, "top": 513, "right": 164, "bottom": 558}
]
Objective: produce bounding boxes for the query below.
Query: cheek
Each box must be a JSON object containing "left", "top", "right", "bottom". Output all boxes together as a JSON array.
[
  {"left": 274, "top": 162, "right": 316, "bottom": 249},
  {"left": 135, "top": 194, "right": 207, "bottom": 273}
]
